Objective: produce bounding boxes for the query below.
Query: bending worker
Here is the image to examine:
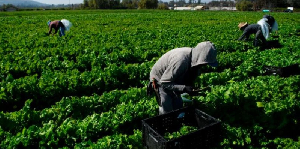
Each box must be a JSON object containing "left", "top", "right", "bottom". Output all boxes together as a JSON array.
[
  {"left": 238, "top": 22, "right": 267, "bottom": 47},
  {"left": 47, "top": 19, "right": 72, "bottom": 37},
  {"left": 148, "top": 41, "right": 218, "bottom": 115},
  {"left": 238, "top": 15, "right": 278, "bottom": 47}
]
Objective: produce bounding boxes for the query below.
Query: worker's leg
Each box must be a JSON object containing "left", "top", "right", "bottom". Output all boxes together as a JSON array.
[
  {"left": 258, "top": 30, "right": 267, "bottom": 47},
  {"left": 59, "top": 27, "right": 65, "bottom": 37},
  {"left": 158, "top": 88, "right": 183, "bottom": 115},
  {"left": 172, "top": 93, "right": 183, "bottom": 111},
  {"left": 254, "top": 30, "right": 266, "bottom": 46}
]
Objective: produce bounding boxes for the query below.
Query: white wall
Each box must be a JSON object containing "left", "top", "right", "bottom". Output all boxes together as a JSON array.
[{"left": 209, "top": 7, "right": 236, "bottom": 11}]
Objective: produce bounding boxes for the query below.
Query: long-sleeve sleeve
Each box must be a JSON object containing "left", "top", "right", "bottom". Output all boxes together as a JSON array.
[
  {"left": 48, "top": 25, "right": 52, "bottom": 34},
  {"left": 254, "top": 30, "right": 266, "bottom": 46},
  {"left": 160, "top": 83, "right": 186, "bottom": 93},
  {"left": 159, "top": 58, "right": 189, "bottom": 92},
  {"left": 238, "top": 31, "right": 247, "bottom": 40},
  {"left": 238, "top": 24, "right": 261, "bottom": 41},
  {"left": 48, "top": 21, "right": 60, "bottom": 35}
]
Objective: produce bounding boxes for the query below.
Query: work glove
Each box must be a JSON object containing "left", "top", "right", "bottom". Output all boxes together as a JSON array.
[
  {"left": 184, "top": 86, "right": 212, "bottom": 96},
  {"left": 183, "top": 86, "right": 200, "bottom": 96},
  {"left": 184, "top": 86, "right": 194, "bottom": 92}
]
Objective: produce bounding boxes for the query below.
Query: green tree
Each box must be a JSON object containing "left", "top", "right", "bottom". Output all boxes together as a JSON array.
[
  {"left": 138, "top": 0, "right": 158, "bottom": 9},
  {"left": 157, "top": 3, "right": 169, "bottom": 9},
  {"left": 86, "top": 0, "right": 120, "bottom": 9},
  {"left": 83, "top": 0, "right": 89, "bottom": 8},
  {"left": 122, "top": 0, "right": 139, "bottom": 9},
  {"left": 1, "top": 4, "right": 6, "bottom": 10},
  {"left": 236, "top": 0, "right": 253, "bottom": 11},
  {"left": 88, "top": 0, "right": 95, "bottom": 8}
]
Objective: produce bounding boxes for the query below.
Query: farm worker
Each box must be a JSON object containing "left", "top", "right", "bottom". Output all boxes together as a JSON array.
[
  {"left": 47, "top": 19, "right": 72, "bottom": 37},
  {"left": 262, "top": 15, "right": 278, "bottom": 33},
  {"left": 238, "top": 22, "right": 267, "bottom": 47},
  {"left": 147, "top": 41, "right": 218, "bottom": 115}
]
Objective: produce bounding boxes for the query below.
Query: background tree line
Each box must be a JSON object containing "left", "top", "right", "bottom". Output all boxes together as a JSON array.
[
  {"left": 0, "top": 4, "right": 19, "bottom": 11},
  {"left": 83, "top": 0, "right": 122, "bottom": 9},
  {"left": 235, "top": 0, "right": 299, "bottom": 11},
  {"left": 83, "top": 0, "right": 159, "bottom": 9},
  {"left": 81, "top": 0, "right": 299, "bottom": 10}
]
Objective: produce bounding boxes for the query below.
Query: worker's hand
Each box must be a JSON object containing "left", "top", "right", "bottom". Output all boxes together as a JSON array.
[{"left": 183, "top": 86, "right": 199, "bottom": 96}]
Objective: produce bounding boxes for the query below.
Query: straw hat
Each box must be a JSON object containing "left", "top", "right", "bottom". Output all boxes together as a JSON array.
[{"left": 238, "top": 22, "right": 248, "bottom": 30}]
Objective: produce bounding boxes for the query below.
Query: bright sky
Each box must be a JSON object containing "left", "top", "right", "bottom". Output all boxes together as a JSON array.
[{"left": 33, "top": 0, "right": 83, "bottom": 5}]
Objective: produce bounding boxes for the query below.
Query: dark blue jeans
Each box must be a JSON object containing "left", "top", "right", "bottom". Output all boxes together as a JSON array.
[{"left": 59, "top": 27, "right": 65, "bottom": 37}]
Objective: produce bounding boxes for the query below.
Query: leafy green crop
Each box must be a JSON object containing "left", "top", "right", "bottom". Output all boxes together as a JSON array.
[
  {"left": 0, "top": 10, "right": 299, "bottom": 148},
  {"left": 164, "top": 125, "right": 198, "bottom": 140}
]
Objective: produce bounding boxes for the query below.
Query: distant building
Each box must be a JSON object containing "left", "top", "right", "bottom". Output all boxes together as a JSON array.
[
  {"left": 209, "top": 7, "right": 236, "bottom": 11},
  {"left": 172, "top": 5, "right": 205, "bottom": 11},
  {"left": 194, "top": 6, "right": 205, "bottom": 10},
  {"left": 174, "top": 7, "right": 193, "bottom": 10}
]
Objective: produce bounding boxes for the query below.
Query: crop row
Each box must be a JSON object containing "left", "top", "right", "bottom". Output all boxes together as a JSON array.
[
  {"left": 0, "top": 87, "right": 157, "bottom": 148},
  {"left": 1, "top": 74, "right": 299, "bottom": 148},
  {"left": 195, "top": 75, "right": 300, "bottom": 148},
  {"left": 1, "top": 44, "right": 299, "bottom": 112},
  {"left": 1, "top": 10, "right": 300, "bottom": 148},
  {"left": 0, "top": 62, "right": 152, "bottom": 111}
]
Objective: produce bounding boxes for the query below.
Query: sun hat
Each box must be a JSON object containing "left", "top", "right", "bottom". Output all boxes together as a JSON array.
[{"left": 238, "top": 22, "right": 248, "bottom": 30}]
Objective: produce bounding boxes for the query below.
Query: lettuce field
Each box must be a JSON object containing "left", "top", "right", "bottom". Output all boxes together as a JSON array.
[{"left": 0, "top": 10, "right": 300, "bottom": 148}]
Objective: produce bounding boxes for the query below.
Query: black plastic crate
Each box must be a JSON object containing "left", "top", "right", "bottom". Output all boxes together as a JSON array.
[{"left": 142, "top": 106, "right": 221, "bottom": 149}]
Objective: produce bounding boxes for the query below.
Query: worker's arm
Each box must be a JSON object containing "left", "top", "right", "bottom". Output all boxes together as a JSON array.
[
  {"left": 160, "top": 59, "right": 189, "bottom": 92},
  {"left": 161, "top": 83, "right": 186, "bottom": 93},
  {"left": 255, "top": 30, "right": 267, "bottom": 46},
  {"left": 238, "top": 30, "right": 248, "bottom": 40},
  {"left": 48, "top": 24, "right": 53, "bottom": 35},
  {"left": 54, "top": 28, "right": 58, "bottom": 34}
]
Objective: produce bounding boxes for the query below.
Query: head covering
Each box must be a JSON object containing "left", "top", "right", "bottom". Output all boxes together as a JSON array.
[
  {"left": 263, "top": 15, "right": 275, "bottom": 26},
  {"left": 191, "top": 41, "right": 218, "bottom": 67},
  {"left": 270, "top": 21, "right": 278, "bottom": 32},
  {"left": 60, "top": 19, "right": 72, "bottom": 31},
  {"left": 238, "top": 22, "right": 248, "bottom": 30},
  {"left": 257, "top": 18, "right": 270, "bottom": 39},
  {"left": 47, "top": 20, "right": 51, "bottom": 26},
  {"left": 263, "top": 15, "right": 278, "bottom": 32}
]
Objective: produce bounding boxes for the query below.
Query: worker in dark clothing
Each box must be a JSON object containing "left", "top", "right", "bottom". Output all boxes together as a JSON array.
[
  {"left": 148, "top": 41, "right": 218, "bottom": 115},
  {"left": 48, "top": 20, "right": 66, "bottom": 37},
  {"left": 238, "top": 22, "right": 266, "bottom": 47}
]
